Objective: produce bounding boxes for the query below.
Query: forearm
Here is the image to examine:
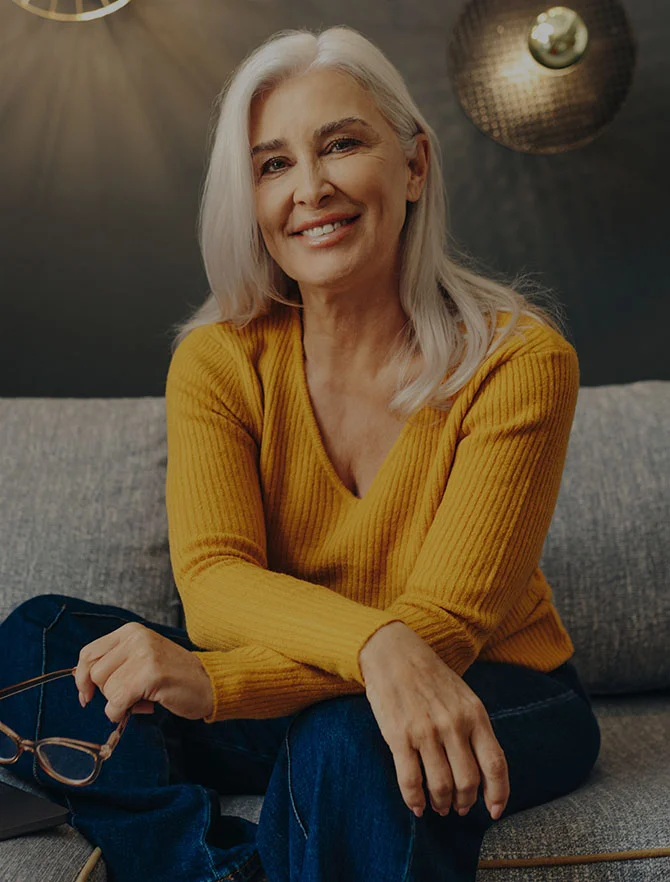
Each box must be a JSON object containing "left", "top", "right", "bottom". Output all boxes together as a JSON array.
[
  {"left": 178, "top": 559, "right": 402, "bottom": 684},
  {"left": 193, "top": 642, "right": 366, "bottom": 722},
  {"left": 196, "top": 620, "right": 451, "bottom": 724}
]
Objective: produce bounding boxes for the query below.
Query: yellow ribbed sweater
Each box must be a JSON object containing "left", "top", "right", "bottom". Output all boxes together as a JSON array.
[{"left": 165, "top": 304, "right": 580, "bottom": 723}]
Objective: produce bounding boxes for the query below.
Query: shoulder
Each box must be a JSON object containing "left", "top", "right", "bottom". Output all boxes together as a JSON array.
[
  {"left": 166, "top": 306, "right": 294, "bottom": 439},
  {"left": 169, "top": 303, "right": 292, "bottom": 379},
  {"left": 476, "top": 310, "right": 578, "bottom": 380},
  {"left": 455, "top": 311, "right": 579, "bottom": 428},
  {"left": 480, "top": 310, "right": 575, "bottom": 357}
]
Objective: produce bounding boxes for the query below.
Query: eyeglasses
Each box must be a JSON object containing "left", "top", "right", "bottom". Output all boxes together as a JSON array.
[{"left": 0, "top": 668, "right": 129, "bottom": 786}]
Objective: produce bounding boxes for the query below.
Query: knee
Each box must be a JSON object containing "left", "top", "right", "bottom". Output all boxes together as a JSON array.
[
  {"left": 576, "top": 706, "right": 602, "bottom": 788},
  {"left": 288, "top": 694, "right": 387, "bottom": 768},
  {"left": 285, "top": 695, "right": 411, "bottom": 834},
  {"left": 3, "top": 593, "right": 109, "bottom": 634},
  {"left": 4, "top": 593, "right": 71, "bottom": 630}
]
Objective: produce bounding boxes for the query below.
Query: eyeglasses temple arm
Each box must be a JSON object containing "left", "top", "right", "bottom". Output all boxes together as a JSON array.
[
  {"left": 0, "top": 667, "right": 77, "bottom": 701},
  {"left": 101, "top": 710, "right": 131, "bottom": 758}
]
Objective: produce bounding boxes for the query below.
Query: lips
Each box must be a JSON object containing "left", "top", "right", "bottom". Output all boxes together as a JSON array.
[{"left": 291, "top": 214, "right": 360, "bottom": 235}]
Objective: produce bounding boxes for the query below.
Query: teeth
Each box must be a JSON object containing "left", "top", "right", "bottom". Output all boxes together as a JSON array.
[{"left": 301, "top": 218, "right": 352, "bottom": 238}]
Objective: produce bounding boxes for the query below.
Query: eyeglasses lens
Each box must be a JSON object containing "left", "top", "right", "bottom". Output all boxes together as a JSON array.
[{"left": 37, "top": 743, "right": 97, "bottom": 783}]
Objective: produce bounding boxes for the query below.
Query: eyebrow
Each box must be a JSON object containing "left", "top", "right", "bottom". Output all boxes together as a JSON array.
[{"left": 250, "top": 116, "right": 374, "bottom": 158}]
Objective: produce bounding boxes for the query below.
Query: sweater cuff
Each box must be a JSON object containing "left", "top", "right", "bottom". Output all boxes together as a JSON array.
[{"left": 193, "top": 612, "right": 403, "bottom": 722}]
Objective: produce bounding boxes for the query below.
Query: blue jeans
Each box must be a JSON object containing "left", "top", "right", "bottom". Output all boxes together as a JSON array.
[{"left": 0, "top": 594, "right": 601, "bottom": 882}]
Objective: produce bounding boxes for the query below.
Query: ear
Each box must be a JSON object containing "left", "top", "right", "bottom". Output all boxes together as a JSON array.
[{"left": 406, "top": 134, "right": 430, "bottom": 203}]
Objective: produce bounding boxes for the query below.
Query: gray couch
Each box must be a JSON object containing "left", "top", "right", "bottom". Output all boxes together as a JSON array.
[{"left": 1, "top": 381, "right": 669, "bottom": 881}]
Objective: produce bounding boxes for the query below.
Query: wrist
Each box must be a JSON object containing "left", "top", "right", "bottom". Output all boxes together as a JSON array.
[
  {"left": 359, "top": 620, "right": 407, "bottom": 672},
  {"left": 193, "top": 653, "right": 215, "bottom": 720}
]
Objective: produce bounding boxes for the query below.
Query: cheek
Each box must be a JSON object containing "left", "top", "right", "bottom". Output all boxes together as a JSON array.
[
  {"left": 346, "top": 163, "right": 405, "bottom": 214},
  {"left": 260, "top": 196, "right": 293, "bottom": 245},
  {"left": 254, "top": 203, "right": 273, "bottom": 239}
]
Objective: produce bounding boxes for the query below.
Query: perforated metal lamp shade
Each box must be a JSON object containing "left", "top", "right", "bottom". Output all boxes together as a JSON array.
[
  {"left": 10, "top": 0, "right": 132, "bottom": 22},
  {"left": 447, "top": 0, "right": 637, "bottom": 154}
]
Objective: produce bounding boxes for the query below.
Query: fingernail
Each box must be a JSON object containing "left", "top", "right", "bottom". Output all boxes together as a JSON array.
[
  {"left": 490, "top": 804, "right": 504, "bottom": 820},
  {"left": 413, "top": 806, "right": 423, "bottom": 818},
  {"left": 457, "top": 807, "right": 469, "bottom": 816},
  {"left": 79, "top": 692, "right": 86, "bottom": 707}
]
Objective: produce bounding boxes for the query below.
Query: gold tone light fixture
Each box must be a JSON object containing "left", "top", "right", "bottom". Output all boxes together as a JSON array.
[
  {"left": 528, "top": 6, "right": 588, "bottom": 69},
  {"left": 447, "top": 0, "right": 636, "bottom": 153},
  {"left": 11, "top": 0, "right": 132, "bottom": 22}
]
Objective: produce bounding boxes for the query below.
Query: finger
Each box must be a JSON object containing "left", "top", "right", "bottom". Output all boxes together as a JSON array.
[
  {"left": 74, "top": 630, "right": 123, "bottom": 703},
  {"left": 130, "top": 699, "right": 156, "bottom": 715},
  {"left": 80, "top": 642, "right": 131, "bottom": 707},
  {"left": 101, "top": 661, "right": 148, "bottom": 723},
  {"left": 389, "top": 739, "right": 427, "bottom": 816},
  {"left": 418, "top": 737, "right": 454, "bottom": 816},
  {"left": 440, "top": 730, "right": 480, "bottom": 816},
  {"left": 470, "top": 716, "right": 510, "bottom": 819}
]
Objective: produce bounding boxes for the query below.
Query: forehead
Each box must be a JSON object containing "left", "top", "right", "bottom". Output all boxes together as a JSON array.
[{"left": 249, "top": 69, "right": 385, "bottom": 140}]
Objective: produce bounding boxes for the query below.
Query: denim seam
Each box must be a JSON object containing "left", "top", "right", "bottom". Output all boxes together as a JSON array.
[
  {"left": 218, "top": 851, "right": 262, "bottom": 882},
  {"left": 285, "top": 717, "right": 308, "bottom": 840},
  {"left": 40, "top": 602, "right": 94, "bottom": 845},
  {"left": 488, "top": 689, "right": 577, "bottom": 721},
  {"left": 64, "top": 792, "right": 78, "bottom": 833},
  {"left": 72, "top": 612, "right": 139, "bottom": 623},
  {"left": 199, "top": 785, "right": 220, "bottom": 881},
  {"left": 401, "top": 810, "right": 417, "bottom": 882},
  {"left": 34, "top": 601, "right": 68, "bottom": 784}
]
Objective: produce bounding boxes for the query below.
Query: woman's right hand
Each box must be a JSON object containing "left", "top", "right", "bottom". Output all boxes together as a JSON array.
[{"left": 358, "top": 621, "right": 509, "bottom": 820}]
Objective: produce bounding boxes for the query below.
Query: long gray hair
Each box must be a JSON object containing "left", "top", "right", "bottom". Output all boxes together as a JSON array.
[{"left": 170, "top": 25, "right": 569, "bottom": 420}]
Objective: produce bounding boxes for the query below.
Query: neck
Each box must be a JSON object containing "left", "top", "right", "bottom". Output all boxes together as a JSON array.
[{"left": 299, "top": 296, "right": 410, "bottom": 385}]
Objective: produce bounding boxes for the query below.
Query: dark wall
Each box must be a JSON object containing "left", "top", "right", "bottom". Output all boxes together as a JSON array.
[{"left": 1, "top": 0, "right": 667, "bottom": 396}]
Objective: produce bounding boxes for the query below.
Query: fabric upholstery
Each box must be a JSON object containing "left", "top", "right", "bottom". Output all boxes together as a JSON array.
[
  {"left": 540, "top": 380, "right": 670, "bottom": 693},
  {"left": 0, "top": 398, "right": 180, "bottom": 629}
]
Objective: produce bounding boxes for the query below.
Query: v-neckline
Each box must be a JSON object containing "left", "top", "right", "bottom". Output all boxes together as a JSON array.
[{"left": 290, "top": 306, "right": 417, "bottom": 504}]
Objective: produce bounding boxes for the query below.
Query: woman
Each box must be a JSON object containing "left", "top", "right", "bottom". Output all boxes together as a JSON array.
[{"left": 0, "top": 25, "right": 600, "bottom": 882}]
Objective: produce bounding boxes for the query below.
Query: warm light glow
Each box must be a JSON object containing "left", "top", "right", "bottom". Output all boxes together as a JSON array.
[
  {"left": 528, "top": 7, "right": 588, "bottom": 69},
  {"left": 533, "top": 23, "right": 556, "bottom": 45},
  {"left": 11, "top": 0, "right": 132, "bottom": 22}
]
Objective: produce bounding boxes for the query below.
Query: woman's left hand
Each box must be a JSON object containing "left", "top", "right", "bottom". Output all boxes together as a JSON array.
[{"left": 73, "top": 622, "right": 214, "bottom": 722}]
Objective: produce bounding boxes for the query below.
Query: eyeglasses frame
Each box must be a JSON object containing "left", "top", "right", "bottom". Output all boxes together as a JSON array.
[{"left": 0, "top": 667, "right": 130, "bottom": 786}]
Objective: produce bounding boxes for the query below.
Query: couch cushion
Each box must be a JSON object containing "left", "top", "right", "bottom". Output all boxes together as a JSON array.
[
  {"left": 540, "top": 380, "right": 670, "bottom": 694},
  {"left": 219, "top": 693, "right": 670, "bottom": 881},
  {"left": 0, "top": 398, "right": 180, "bottom": 628},
  {"left": 0, "top": 767, "right": 106, "bottom": 881}
]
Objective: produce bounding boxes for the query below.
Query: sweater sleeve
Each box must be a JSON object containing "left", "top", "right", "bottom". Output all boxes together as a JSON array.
[
  {"left": 379, "top": 345, "right": 580, "bottom": 677},
  {"left": 193, "top": 645, "right": 365, "bottom": 722},
  {"left": 165, "top": 328, "right": 402, "bottom": 686}
]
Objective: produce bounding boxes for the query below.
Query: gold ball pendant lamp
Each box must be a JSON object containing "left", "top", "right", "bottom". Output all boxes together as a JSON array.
[{"left": 447, "top": 0, "right": 637, "bottom": 153}]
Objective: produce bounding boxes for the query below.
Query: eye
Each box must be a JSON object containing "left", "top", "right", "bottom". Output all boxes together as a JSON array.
[
  {"left": 260, "top": 157, "right": 287, "bottom": 176},
  {"left": 328, "top": 137, "right": 361, "bottom": 153},
  {"left": 259, "top": 137, "right": 361, "bottom": 177}
]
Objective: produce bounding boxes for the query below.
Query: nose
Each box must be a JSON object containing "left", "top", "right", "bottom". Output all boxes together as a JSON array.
[{"left": 293, "top": 158, "right": 335, "bottom": 206}]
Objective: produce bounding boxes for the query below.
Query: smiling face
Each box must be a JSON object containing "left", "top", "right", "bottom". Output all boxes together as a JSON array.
[{"left": 249, "top": 68, "right": 427, "bottom": 301}]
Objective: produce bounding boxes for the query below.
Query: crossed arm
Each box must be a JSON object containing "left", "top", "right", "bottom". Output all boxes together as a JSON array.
[{"left": 164, "top": 332, "right": 579, "bottom": 722}]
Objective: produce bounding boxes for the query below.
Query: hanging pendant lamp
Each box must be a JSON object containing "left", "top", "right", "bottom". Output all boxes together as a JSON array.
[
  {"left": 11, "top": 0, "right": 132, "bottom": 22},
  {"left": 447, "top": 0, "right": 636, "bottom": 153}
]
